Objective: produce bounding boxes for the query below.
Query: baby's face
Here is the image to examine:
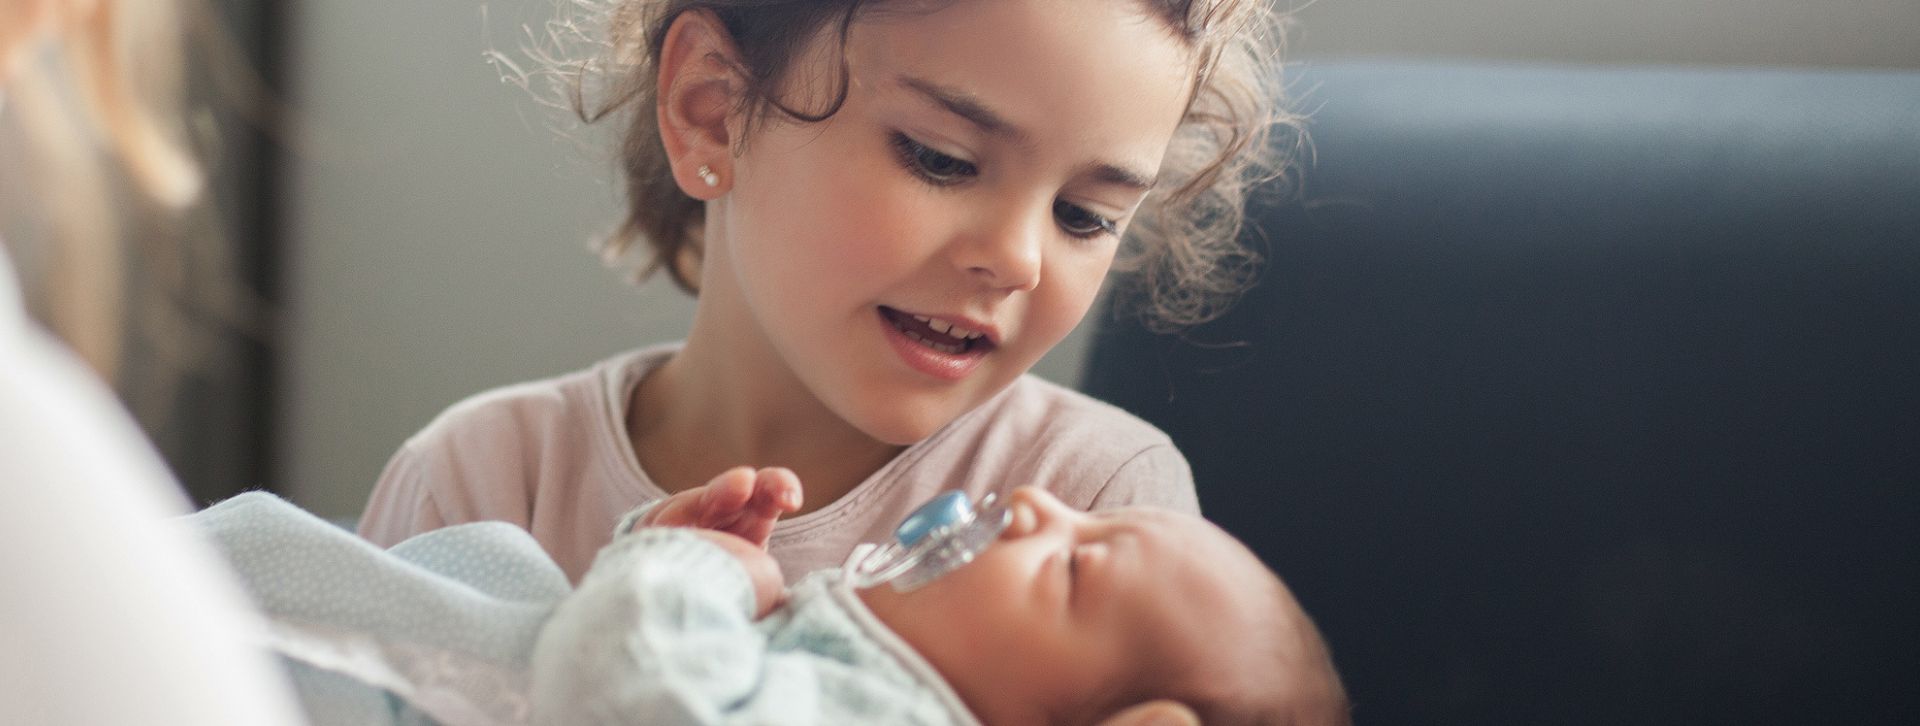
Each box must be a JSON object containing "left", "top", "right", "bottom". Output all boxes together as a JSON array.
[{"left": 860, "top": 488, "right": 1282, "bottom": 725}]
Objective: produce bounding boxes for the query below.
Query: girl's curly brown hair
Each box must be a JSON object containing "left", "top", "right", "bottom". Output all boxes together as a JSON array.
[{"left": 528, "top": 0, "right": 1303, "bottom": 332}]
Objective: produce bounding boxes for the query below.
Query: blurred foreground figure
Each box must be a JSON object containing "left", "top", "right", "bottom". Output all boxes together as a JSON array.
[{"left": 0, "top": 0, "right": 305, "bottom": 723}]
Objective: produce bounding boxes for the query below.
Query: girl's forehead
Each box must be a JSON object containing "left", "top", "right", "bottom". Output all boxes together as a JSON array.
[
  {"left": 840, "top": 0, "right": 1197, "bottom": 137},
  {"left": 847, "top": 0, "right": 1195, "bottom": 80}
]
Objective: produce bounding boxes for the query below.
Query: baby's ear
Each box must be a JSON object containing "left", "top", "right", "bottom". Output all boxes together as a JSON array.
[{"left": 1096, "top": 700, "right": 1201, "bottom": 726}]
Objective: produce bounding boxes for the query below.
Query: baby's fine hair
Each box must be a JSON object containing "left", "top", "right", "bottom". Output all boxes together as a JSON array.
[
  {"left": 536, "top": 0, "right": 1304, "bottom": 331},
  {"left": 1131, "top": 542, "right": 1351, "bottom": 726}
]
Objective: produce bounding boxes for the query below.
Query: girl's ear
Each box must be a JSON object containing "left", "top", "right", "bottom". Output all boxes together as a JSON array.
[{"left": 656, "top": 9, "right": 743, "bottom": 199}]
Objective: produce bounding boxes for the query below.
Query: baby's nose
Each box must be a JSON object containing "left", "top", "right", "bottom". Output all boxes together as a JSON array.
[
  {"left": 1004, "top": 499, "right": 1039, "bottom": 538},
  {"left": 1007, "top": 486, "right": 1058, "bottom": 508},
  {"left": 1002, "top": 487, "right": 1063, "bottom": 538}
]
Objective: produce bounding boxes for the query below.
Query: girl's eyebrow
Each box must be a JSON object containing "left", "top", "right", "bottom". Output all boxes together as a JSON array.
[
  {"left": 899, "top": 75, "right": 1025, "bottom": 142},
  {"left": 1078, "top": 161, "right": 1158, "bottom": 193},
  {"left": 897, "top": 74, "right": 1159, "bottom": 192}
]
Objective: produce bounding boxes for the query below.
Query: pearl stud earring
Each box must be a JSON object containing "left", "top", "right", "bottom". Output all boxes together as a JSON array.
[{"left": 697, "top": 165, "right": 719, "bottom": 187}]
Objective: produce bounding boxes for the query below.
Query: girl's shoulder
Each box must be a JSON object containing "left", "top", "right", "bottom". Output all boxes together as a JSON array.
[{"left": 402, "top": 344, "right": 676, "bottom": 454}]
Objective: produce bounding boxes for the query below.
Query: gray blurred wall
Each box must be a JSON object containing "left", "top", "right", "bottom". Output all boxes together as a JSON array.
[
  {"left": 1286, "top": 0, "right": 1920, "bottom": 68},
  {"left": 277, "top": 0, "right": 1920, "bottom": 517}
]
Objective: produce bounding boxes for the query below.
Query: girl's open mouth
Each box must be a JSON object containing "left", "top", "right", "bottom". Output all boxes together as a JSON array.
[
  {"left": 877, "top": 306, "right": 995, "bottom": 381},
  {"left": 878, "top": 306, "right": 993, "bottom": 355}
]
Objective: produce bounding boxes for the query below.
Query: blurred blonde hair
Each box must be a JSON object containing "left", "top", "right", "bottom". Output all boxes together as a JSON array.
[{"left": 4, "top": 0, "right": 200, "bottom": 378}]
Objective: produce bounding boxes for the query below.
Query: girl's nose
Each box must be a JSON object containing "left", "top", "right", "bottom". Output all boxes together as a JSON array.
[{"left": 954, "top": 213, "right": 1044, "bottom": 292}]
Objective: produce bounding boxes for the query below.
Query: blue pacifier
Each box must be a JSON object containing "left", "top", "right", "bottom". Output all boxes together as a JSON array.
[{"left": 846, "top": 490, "right": 1012, "bottom": 592}]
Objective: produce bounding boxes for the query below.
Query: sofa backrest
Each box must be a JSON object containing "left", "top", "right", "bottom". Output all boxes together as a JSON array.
[{"left": 1083, "top": 62, "right": 1920, "bottom": 725}]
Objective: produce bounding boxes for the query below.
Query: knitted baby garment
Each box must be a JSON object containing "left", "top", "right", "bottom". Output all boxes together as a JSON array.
[{"left": 191, "top": 492, "right": 979, "bottom": 726}]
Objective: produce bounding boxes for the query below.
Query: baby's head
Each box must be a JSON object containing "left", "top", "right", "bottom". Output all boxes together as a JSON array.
[{"left": 860, "top": 488, "right": 1348, "bottom": 726}]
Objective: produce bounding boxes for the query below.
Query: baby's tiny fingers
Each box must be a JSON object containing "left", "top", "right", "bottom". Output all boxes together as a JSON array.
[
  {"left": 753, "top": 467, "right": 804, "bottom": 513},
  {"left": 699, "top": 466, "right": 757, "bottom": 510},
  {"left": 637, "top": 490, "right": 702, "bottom": 528}
]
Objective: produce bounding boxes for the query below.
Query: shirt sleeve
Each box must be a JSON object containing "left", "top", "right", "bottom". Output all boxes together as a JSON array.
[
  {"left": 1088, "top": 442, "right": 1201, "bottom": 515},
  {"left": 355, "top": 442, "right": 448, "bottom": 547},
  {"left": 529, "top": 528, "right": 765, "bottom": 725}
]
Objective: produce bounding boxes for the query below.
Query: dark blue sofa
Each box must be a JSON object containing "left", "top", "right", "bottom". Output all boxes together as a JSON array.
[{"left": 1083, "top": 62, "right": 1920, "bottom": 725}]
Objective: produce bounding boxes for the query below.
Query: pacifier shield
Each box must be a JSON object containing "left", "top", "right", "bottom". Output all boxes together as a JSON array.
[{"left": 895, "top": 490, "right": 971, "bottom": 548}]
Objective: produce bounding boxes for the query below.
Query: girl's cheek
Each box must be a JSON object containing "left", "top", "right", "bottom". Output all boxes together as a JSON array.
[
  {"left": 1038, "top": 247, "right": 1115, "bottom": 314},
  {"left": 823, "top": 169, "right": 952, "bottom": 273}
]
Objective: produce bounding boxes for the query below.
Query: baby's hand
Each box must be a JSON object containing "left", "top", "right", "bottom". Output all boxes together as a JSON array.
[
  {"left": 686, "top": 529, "right": 788, "bottom": 618},
  {"left": 636, "top": 466, "right": 803, "bottom": 549}
]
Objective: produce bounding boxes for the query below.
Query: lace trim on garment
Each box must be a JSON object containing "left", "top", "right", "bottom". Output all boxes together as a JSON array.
[{"left": 263, "top": 619, "right": 532, "bottom": 726}]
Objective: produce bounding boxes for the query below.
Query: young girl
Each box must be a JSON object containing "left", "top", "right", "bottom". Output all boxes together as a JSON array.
[{"left": 359, "top": 0, "right": 1296, "bottom": 584}]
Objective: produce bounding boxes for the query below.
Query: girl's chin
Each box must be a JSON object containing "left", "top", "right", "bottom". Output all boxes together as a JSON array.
[{"left": 840, "top": 389, "right": 982, "bottom": 446}]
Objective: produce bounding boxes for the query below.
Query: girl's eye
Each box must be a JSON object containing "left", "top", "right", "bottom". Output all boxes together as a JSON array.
[
  {"left": 890, "top": 132, "right": 977, "bottom": 186},
  {"left": 1053, "top": 200, "right": 1119, "bottom": 240},
  {"left": 890, "top": 131, "right": 1117, "bottom": 239}
]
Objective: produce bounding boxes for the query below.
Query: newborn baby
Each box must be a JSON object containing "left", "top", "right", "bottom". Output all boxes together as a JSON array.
[
  {"left": 191, "top": 473, "right": 1345, "bottom": 726},
  {"left": 534, "top": 468, "right": 1349, "bottom": 726}
]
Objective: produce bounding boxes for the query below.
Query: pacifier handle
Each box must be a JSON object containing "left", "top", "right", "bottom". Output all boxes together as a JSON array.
[{"left": 845, "top": 489, "right": 1010, "bottom": 592}]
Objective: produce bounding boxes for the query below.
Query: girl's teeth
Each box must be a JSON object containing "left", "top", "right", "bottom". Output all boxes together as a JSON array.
[
  {"left": 895, "top": 309, "right": 986, "bottom": 344},
  {"left": 901, "top": 326, "right": 964, "bottom": 354}
]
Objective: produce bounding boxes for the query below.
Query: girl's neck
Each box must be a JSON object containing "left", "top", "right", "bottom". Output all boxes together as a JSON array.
[{"left": 628, "top": 307, "right": 904, "bottom": 516}]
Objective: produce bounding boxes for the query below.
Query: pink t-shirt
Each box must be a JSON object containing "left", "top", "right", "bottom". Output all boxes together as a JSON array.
[{"left": 357, "top": 343, "right": 1198, "bottom": 583}]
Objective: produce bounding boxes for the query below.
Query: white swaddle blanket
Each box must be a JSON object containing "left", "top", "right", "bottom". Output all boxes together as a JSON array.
[
  {"left": 192, "top": 492, "right": 569, "bottom": 725},
  {"left": 189, "top": 492, "right": 977, "bottom": 726}
]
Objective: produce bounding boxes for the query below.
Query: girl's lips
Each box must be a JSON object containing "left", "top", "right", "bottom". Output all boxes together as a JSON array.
[
  {"left": 877, "top": 307, "right": 990, "bottom": 381},
  {"left": 878, "top": 306, "right": 1002, "bottom": 348}
]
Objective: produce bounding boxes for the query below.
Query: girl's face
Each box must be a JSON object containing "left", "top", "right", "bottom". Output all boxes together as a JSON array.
[{"left": 705, "top": 0, "right": 1196, "bottom": 444}]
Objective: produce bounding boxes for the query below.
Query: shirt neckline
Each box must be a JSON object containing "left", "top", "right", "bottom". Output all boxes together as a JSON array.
[{"left": 591, "top": 342, "right": 993, "bottom": 541}]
